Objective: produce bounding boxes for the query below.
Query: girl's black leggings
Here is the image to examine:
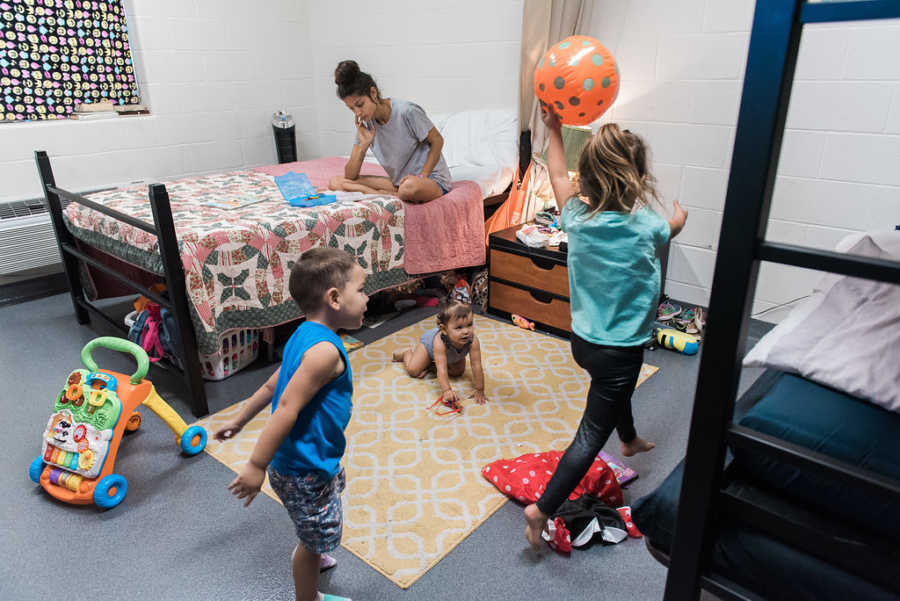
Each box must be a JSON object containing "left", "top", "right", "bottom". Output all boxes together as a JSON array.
[{"left": 536, "top": 333, "right": 644, "bottom": 516}]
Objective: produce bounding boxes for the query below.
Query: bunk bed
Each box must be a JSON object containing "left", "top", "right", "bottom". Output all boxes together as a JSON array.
[{"left": 630, "top": 1, "right": 900, "bottom": 600}]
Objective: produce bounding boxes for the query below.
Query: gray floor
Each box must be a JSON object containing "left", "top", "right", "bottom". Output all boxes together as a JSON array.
[{"left": 1, "top": 293, "right": 767, "bottom": 601}]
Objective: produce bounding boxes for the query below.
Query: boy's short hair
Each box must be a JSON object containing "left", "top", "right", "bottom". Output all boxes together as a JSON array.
[
  {"left": 436, "top": 296, "right": 473, "bottom": 327},
  {"left": 289, "top": 248, "right": 358, "bottom": 313}
]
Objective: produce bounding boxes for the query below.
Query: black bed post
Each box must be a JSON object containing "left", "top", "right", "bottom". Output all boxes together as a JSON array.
[
  {"left": 663, "top": 1, "right": 804, "bottom": 599},
  {"left": 35, "top": 150, "right": 90, "bottom": 325},
  {"left": 148, "top": 183, "right": 209, "bottom": 417}
]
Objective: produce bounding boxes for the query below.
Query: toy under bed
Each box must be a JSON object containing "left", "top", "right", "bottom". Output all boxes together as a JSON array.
[
  {"left": 61, "top": 158, "right": 487, "bottom": 356},
  {"left": 632, "top": 370, "right": 900, "bottom": 601}
]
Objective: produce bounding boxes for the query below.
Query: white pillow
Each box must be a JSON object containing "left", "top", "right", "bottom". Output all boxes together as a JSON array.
[
  {"left": 743, "top": 231, "right": 900, "bottom": 412},
  {"left": 433, "top": 109, "right": 518, "bottom": 170}
]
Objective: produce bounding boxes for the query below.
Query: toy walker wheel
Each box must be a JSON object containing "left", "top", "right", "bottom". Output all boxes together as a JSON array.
[
  {"left": 29, "top": 456, "right": 45, "bottom": 484},
  {"left": 93, "top": 474, "right": 128, "bottom": 509},
  {"left": 180, "top": 425, "right": 207, "bottom": 456},
  {"left": 125, "top": 412, "right": 142, "bottom": 432}
]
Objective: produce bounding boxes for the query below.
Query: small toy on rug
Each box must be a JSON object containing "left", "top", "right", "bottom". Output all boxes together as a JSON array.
[
  {"left": 427, "top": 393, "right": 463, "bottom": 416},
  {"left": 511, "top": 314, "right": 535, "bottom": 330},
  {"left": 339, "top": 333, "right": 364, "bottom": 353}
]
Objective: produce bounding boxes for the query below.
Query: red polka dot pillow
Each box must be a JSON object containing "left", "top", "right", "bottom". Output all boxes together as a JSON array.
[{"left": 481, "top": 451, "right": 622, "bottom": 507}]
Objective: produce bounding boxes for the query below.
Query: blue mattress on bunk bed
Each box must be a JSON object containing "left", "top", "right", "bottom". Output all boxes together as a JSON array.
[
  {"left": 736, "top": 373, "right": 900, "bottom": 538},
  {"left": 632, "top": 372, "right": 900, "bottom": 601}
]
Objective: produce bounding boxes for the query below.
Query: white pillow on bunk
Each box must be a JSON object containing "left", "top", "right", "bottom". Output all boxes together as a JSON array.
[{"left": 743, "top": 230, "right": 900, "bottom": 413}]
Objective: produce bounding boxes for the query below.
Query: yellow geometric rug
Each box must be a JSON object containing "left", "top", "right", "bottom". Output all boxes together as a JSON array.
[{"left": 193, "top": 315, "right": 657, "bottom": 588}]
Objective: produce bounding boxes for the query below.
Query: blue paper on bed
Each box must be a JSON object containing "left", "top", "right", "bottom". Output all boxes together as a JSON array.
[{"left": 274, "top": 171, "right": 337, "bottom": 207}]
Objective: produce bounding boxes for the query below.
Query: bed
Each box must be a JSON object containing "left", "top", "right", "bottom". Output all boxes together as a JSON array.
[
  {"left": 36, "top": 110, "right": 519, "bottom": 417},
  {"left": 633, "top": 369, "right": 900, "bottom": 601},
  {"left": 632, "top": 2, "right": 900, "bottom": 600},
  {"left": 633, "top": 231, "right": 900, "bottom": 600}
]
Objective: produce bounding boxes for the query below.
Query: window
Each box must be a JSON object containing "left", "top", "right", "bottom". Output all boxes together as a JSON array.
[{"left": 1, "top": 0, "right": 140, "bottom": 122}]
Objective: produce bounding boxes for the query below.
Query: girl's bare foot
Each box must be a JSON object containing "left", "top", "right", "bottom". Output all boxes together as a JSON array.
[
  {"left": 622, "top": 436, "right": 656, "bottom": 457},
  {"left": 524, "top": 503, "right": 548, "bottom": 550},
  {"left": 392, "top": 348, "right": 407, "bottom": 362}
]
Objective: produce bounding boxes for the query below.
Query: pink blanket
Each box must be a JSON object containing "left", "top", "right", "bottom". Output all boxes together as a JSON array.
[
  {"left": 255, "top": 156, "right": 388, "bottom": 185},
  {"left": 255, "top": 158, "right": 485, "bottom": 275}
]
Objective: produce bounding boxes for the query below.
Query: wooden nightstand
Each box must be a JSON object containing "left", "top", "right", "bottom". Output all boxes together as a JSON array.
[{"left": 487, "top": 223, "right": 572, "bottom": 337}]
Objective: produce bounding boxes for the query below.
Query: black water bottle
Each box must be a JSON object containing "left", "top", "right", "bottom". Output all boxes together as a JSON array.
[{"left": 272, "top": 110, "right": 297, "bottom": 164}]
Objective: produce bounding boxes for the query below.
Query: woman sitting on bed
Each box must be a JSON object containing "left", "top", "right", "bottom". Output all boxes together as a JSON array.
[{"left": 327, "top": 60, "right": 452, "bottom": 204}]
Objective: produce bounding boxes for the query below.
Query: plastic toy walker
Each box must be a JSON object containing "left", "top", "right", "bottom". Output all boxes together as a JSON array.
[{"left": 28, "top": 337, "right": 208, "bottom": 509}]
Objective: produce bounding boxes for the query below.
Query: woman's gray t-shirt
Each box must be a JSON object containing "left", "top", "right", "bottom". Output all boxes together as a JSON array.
[{"left": 356, "top": 98, "right": 452, "bottom": 192}]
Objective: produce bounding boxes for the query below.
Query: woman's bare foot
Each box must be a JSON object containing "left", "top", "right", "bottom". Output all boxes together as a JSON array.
[
  {"left": 524, "top": 503, "right": 548, "bottom": 550},
  {"left": 622, "top": 436, "right": 656, "bottom": 457},
  {"left": 392, "top": 348, "right": 408, "bottom": 362}
]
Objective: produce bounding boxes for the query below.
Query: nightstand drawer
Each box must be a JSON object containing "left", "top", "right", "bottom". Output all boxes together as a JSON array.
[
  {"left": 489, "top": 280, "right": 571, "bottom": 333},
  {"left": 489, "top": 249, "right": 569, "bottom": 298}
]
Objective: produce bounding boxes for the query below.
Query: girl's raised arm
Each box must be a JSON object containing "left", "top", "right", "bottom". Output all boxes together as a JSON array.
[{"left": 541, "top": 104, "right": 576, "bottom": 211}]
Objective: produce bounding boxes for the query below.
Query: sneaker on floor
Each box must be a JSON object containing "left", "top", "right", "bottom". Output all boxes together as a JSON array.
[
  {"left": 673, "top": 306, "right": 699, "bottom": 333},
  {"left": 657, "top": 301, "right": 682, "bottom": 321},
  {"left": 320, "top": 553, "right": 337, "bottom": 572},
  {"left": 319, "top": 594, "right": 352, "bottom": 601},
  {"left": 692, "top": 307, "right": 706, "bottom": 334}
]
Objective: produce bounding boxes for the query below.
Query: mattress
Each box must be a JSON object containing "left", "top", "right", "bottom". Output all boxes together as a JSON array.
[
  {"left": 735, "top": 373, "right": 900, "bottom": 538},
  {"left": 634, "top": 462, "right": 897, "bottom": 601},
  {"left": 63, "top": 167, "right": 408, "bottom": 354},
  {"left": 632, "top": 371, "right": 900, "bottom": 601}
]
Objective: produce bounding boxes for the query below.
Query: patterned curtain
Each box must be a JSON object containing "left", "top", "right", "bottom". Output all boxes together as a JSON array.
[{"left": 0, "top": 0, "right": 140, "bottom": 121}]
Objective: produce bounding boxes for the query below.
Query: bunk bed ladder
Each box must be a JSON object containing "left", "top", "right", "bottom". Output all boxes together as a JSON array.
[{"left": 663, "top": 2, "right": 900, "bottom": 600}]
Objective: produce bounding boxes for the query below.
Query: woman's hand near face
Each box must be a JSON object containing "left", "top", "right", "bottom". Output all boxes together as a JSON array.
[{"left": 356, "top": 115, "right": 374, "bottom": 148}]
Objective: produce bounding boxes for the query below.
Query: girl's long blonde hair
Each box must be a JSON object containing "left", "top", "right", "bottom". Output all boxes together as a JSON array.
[{"left": 576, "top": 123, "right": 659, "bottom": 215}]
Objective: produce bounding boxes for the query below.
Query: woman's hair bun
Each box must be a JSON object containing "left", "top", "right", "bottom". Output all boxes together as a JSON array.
[{"left": 334, "top": 60, "right": 360, "bottom": 86}]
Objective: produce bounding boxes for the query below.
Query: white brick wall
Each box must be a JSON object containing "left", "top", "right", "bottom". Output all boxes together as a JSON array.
[
  {"left": 0, "top": 0, "right": 312, "bottom": 201},
  {"left": 0, "top": 0, "right": 521, "bottom": 204},
  {"left": 590, "top": 1, "right": 900, "bottom": 322},
  {"left": 305, "top": 0, "right": 522, "bottom": 159}
]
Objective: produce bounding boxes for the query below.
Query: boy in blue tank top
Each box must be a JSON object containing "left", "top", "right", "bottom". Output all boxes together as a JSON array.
[{"left": 214, "top": 247, "right": 367, "bottom": 601}]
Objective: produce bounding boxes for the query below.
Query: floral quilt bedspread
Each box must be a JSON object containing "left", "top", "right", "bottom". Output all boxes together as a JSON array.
[{"left": 62, "top": 169, "right": 407, "bottom": 354}]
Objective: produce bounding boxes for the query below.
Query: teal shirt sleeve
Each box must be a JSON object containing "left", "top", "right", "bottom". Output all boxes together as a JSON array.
[
  {"left": 637, "top": 207, "right": 671, "bottom": 248},
  {"left": 560, "top": 197, "right": 587, "bottom": 232},
  {"left": 653, "top": 210, "right": 671, "bottom": 248}
]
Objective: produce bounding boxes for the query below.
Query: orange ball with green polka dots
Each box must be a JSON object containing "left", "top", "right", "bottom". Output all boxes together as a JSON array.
[{"left": 534, "top": 36, "right": 619, "bottom": 126}]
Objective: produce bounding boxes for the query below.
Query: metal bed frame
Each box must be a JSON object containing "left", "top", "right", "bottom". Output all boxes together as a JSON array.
[
  {"left": 663, "top": 1, "right": 900, "bottom": 599},
  {"left": 35, "top": 150, "right": 209, "bottom": 417}
]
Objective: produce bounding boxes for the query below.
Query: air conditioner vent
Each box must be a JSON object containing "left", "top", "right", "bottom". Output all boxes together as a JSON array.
[
  {"left": 0, "top": 199, "right": 59, "bottom": 275},
  {"left": 0, "top": 199, "right": 48, "bottom": 220}
]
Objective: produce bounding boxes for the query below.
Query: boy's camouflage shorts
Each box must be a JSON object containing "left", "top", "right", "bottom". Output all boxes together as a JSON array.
[{"left": 268, "top": 466, "right": 346, "bottom": 554}]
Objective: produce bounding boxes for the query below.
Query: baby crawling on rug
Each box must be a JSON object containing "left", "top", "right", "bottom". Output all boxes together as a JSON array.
[{"left": 392, "top": 297, "right": 487, "bottom": 406}]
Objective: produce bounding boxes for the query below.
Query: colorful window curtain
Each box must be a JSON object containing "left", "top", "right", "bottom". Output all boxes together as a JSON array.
[{"left": 1, "top": 0, "right": 139, "bottom": 121}]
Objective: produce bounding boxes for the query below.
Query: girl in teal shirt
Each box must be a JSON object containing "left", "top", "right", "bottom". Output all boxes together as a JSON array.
[{"left": 524, "top": 105, "right": 688, "bottom": 549}]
